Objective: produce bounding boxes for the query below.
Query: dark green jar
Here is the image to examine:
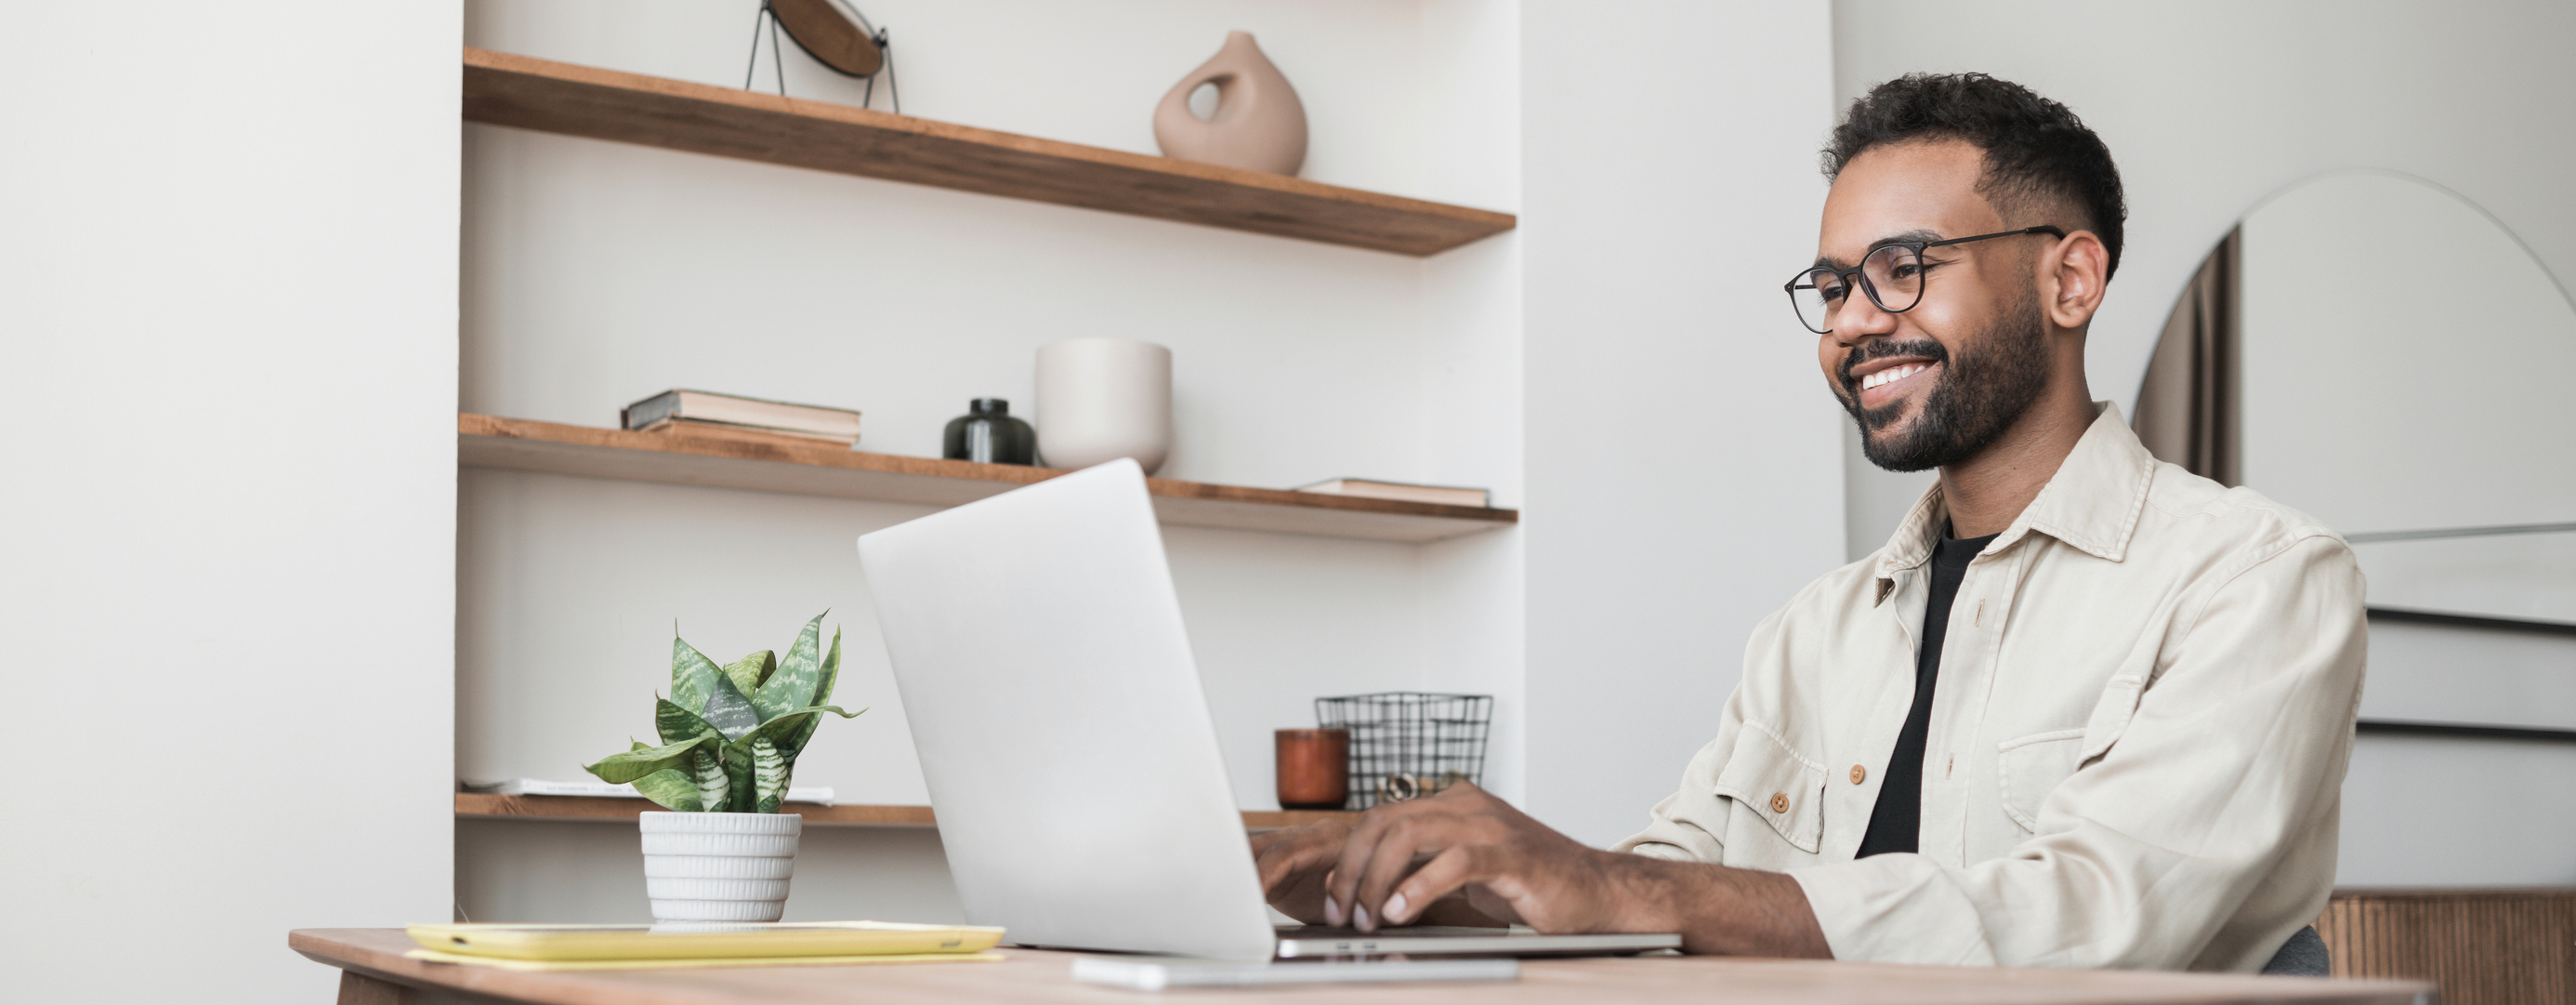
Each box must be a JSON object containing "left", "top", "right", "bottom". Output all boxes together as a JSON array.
[{"left": 942, "top": 398, "right": 1037, "bottom": 466}]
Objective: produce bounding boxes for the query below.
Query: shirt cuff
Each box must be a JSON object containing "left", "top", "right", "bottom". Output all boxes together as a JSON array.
[
  {"left": 1790, "top": 854, "right": 1996, "bottom": 966},
  {"left": 1617, "top": 840, "right": 1698, "bottom": 862}
]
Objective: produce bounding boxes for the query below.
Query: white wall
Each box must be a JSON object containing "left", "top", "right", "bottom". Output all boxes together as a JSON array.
[
  {"left": 1832, "top": 0, "right": 2576, "bottom": 885},
  {"left": 458, "top": 818, "right": 965, "bottom": 924},
  {"left": 1415, "top": 0, "right": 1530, "bottom": 806},
  {"left": 2337, "top": 733, "right": 2576, "bottom": 886},
  {"left": 1518, "top": 1, "right": 1847, "bottom": 847},
  {"left": 456, "top": 0, "right": 1541, "bottom": 920},
  {"left": 0, "top": 2, "right": 459, "bottom": 1002},
  {"left": 463, "top": 0, "right": 1465, "bottom": 484}
]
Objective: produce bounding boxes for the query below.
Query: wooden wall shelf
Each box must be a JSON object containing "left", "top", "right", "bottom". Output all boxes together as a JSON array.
[
  {"left": 459, "top": 414, "right": 1517, "bottom": 543},
  {"left": 462, "top": 47, "right": 1516, "bottom": 257},
  {"left": 455, "top": 793, "right": 1359, "bottom": 831}
]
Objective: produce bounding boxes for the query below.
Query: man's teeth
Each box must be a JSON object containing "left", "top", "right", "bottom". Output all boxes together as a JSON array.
[{"left": 1861, "top": 363, "right": 1930, "bottom": 390}]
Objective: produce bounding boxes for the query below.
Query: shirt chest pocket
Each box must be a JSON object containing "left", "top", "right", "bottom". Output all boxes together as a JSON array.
[
  {"left": 1995, "top": 729, "right": 2086, "bottom": 832},
  {"left": 1711, "top": 725, "right": 1827, "bottom": 853},
  {"left": 1997, "top": 670, "right": 2150, "bottom": 831}
]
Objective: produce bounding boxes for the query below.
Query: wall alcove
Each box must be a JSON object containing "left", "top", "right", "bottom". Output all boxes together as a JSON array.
[{"left": 2137, "top": 170, "right": 2576, "bottom": 630}]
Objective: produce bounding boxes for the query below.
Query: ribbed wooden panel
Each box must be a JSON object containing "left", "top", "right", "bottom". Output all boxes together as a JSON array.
[{"left": 2318, "top": 887, "right": 2576, "bottom": 1005}]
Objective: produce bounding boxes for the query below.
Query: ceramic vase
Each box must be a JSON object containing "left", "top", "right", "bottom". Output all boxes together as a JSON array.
[
  {"left": 1152, "top": 32, "right": 1308, "bottom": 176},
  {"left": 942, "top": 397, "right": 1038, "bottom": 466},
  {"left": 1034, "top": 338, "right": 1172, "bottom": 473},
  {"left": 639, "top": 812, "right": 802, "bottom": 922}
]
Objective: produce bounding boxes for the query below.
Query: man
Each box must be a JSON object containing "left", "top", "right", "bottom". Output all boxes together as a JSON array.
[{"left": 1253, "top": 73, "right": 2366, "bottom": 973}]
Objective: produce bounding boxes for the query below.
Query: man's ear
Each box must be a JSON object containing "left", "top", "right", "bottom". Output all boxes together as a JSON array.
[{"left": 2043, "top": 231, "right": 2110, "bottom": 330}]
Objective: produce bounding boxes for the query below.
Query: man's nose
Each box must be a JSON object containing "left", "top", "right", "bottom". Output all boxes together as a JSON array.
[{"left": 1829, "top": 288, "right": 1901, "bottom": 349}]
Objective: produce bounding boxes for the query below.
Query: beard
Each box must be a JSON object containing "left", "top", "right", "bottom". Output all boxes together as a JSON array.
[{"left": 1841, "top": 290, "right": 2052, "bottom": 472}]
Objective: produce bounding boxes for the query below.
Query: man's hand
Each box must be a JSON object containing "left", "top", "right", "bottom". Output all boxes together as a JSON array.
[
  {"left": 1255, "top": 816, "right": 1513, "bottom": 927},
  {"left": 1250, "top": 820, "right": 1348, "bottom": 924},
  {"left": 1258, "top": 782, "right": 1833, "bottom": 958}
]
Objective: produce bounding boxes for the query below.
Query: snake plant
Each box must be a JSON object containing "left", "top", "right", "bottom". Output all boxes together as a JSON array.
[{"left": 583, "top": 612, "right": 863, "bottom": 813}]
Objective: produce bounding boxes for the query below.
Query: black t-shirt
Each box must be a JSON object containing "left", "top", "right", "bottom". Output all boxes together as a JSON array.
[{"left": 1856, "top": 525, "right": 1998, "bottom": 858}]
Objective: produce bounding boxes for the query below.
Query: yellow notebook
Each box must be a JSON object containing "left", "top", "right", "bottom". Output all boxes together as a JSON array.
[
  {"left": 403, "top": 948, "right": 1004, "bottom": 972},
  {"left": 405, "top": 921, "right": 1005, "bottom": 962}
]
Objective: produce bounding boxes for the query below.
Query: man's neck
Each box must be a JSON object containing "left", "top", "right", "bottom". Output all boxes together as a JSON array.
[{"left": 1936, "top": 390, "right": 2097, "bottom": 539}]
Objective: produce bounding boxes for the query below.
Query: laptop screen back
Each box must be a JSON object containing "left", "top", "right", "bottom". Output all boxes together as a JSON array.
[{"left": 857, "top": 459, "right": 1278, "bottom": 960}]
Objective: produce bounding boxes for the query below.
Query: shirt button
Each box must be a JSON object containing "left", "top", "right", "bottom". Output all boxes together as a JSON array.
[
  {"left": 1850, "top": 764, "right": 1867, "bottom": 785},
  {"left": 1769, "top": 793, "right": 1789, "bottom": 813}
]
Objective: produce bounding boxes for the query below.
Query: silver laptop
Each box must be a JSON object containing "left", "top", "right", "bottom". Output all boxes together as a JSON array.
[{"left": 857, "top": 459, "right": 1678, "bottom": 961}]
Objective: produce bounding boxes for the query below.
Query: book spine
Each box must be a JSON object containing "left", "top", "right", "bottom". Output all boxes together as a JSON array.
[{"left": 623, "top": 390, "right": 683, "bottom": 430}]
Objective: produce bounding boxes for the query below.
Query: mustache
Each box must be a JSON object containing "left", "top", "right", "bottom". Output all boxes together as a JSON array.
[{"left": 1839, "top": 339, "right": 1950, "bottom": 390}]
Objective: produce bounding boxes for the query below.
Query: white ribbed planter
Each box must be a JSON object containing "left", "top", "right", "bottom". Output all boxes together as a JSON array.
[{"left": 638, "top": 812, "right": 802, "bottom": 922}]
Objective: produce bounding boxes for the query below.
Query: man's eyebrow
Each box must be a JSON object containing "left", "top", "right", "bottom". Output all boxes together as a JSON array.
[{"left": 1812, "top": 229, "right": 1947, "bottom": 270}]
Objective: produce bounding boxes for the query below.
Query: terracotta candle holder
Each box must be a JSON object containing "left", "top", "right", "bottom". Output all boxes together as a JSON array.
[{"left": 1274, "top": 728, "right": 1350, "bottom": 810}]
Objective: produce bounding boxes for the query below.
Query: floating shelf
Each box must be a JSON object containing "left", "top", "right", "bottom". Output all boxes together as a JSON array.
[
  {"left": 455, "top": 793, "right": 1359, "bottom": 831},
  {"left": 459, "top": 414, "right": 1517, "bottom": 543},
  {"left": 462, "top": 47, "right": 1516, "bottom": 257}
]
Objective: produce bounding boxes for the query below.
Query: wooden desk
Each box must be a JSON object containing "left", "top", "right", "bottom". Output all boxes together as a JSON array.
[{"left": 294, "top": 929, "right": 2432, "bottom": 1005}]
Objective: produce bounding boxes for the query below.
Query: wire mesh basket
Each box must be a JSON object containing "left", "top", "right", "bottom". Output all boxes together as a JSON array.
[{"left": 1314, "top": 693, "right": 1493, "bottom": 810}]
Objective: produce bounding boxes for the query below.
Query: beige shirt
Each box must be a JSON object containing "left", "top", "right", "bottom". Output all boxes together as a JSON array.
[{"left": 1615, "top": 403, "right": 2367, "bottom": 972}]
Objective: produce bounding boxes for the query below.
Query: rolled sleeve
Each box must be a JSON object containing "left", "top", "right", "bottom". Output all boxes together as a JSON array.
[
  {"left": 1613, "top": 608, "right": 1798, "bottom": 865},
  {"left": 1612, "top": 728, "right": 1738, "bottom": 864}
]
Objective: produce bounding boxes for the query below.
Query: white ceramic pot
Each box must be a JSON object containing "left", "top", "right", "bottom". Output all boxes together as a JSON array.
[
  {"left": 638, "top": 812, "right": 802, "bottom": 922},
  {"left": 1034, "top": 337, "right": 1172, "bottom": 473}
]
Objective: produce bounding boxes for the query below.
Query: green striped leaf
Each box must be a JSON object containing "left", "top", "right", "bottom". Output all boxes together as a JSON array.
[
  {"left": 655, "top": 696, "right": 724, "bottom": 748},
  {"left": 782, "top": 630, "right": 849, "bottom": 757},
  {"left": 760, "top": 703, "right": 861, "bottom": 796},
  {"left": 813, "top": 627, "right": 842, "bottom": 706},
  {"left": 630, "top": 767, "right": 704, "bottom": 812},
  {"left": 723, "top": 743, "right": 757, "bottom": 813},
  {"left": 752, "top": 737, "right": 787, "bottom": 813},
  {"left": 583, "top": 734, "right": 720, "bottom": 785},
  {"left": 670, "top": 634, "right": 723, "bottom": 721},
  {"left": 720, "top": 706, "right": 852, "bottom": 813},
  {"left": 754, "top": 612, "right": 830, "bottom": 721},
  {"left": 700, "top": 674, "right": 762, "bottom": 742},
  {"left": 690, "top": 746, "right": 729, "bottom": 812},
  {"left": 722, "top": 650, "right": 776, "bottom": 701}
]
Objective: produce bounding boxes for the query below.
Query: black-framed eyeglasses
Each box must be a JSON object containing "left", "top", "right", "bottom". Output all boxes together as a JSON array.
[{"left": 1784, "top": 226, "right": 2066, "bottom": 335}]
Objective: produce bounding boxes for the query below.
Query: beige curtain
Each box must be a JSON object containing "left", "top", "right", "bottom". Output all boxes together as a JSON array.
[{"left": 2133, "top": 227, "right": 2241, "bottom": 486}]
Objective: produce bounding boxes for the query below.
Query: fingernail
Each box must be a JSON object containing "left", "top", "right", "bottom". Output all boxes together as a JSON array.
[
  {"left": 1384, "top": 893, "right": 1410, "bottom": 923},
  {"left": 1355, "top": 905, "right": 1372, "bottom": 932},
  {"left": 1323, "top": 895, "right": 1342, "bottom": 927}
]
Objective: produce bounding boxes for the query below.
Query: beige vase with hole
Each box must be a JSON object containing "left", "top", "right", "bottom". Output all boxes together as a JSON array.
[{"left": 1152, "top": 32, "right": 1307, "bottom": 177}]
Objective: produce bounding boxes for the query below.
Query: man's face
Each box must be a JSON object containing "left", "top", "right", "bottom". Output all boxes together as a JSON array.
[{"left": 1813, "top": 140, "right": 2055, "bottom": 472}]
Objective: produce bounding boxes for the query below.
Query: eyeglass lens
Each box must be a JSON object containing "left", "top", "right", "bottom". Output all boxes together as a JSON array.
[{"left": 1793, "top": 244, "right": 1927, "bottom": 334}]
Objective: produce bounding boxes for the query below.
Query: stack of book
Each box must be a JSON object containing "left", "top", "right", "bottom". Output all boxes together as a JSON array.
[{"left": 622, "top": 390, "right": 863, "bottom": 447}]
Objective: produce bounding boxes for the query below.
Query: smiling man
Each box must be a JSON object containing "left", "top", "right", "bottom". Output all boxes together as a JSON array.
[{"left": 1253, "top": 73, "right": 2368, "bottom": 973}]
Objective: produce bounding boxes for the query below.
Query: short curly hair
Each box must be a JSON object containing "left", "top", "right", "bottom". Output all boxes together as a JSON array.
[{"left": 1825, "top": 73, "right": 2127, "bottom": 279}]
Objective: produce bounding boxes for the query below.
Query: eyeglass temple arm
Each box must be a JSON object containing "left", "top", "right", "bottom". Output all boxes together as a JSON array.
[{"left": 1925, "top": 225, "right": 2067, "bottom": 249}]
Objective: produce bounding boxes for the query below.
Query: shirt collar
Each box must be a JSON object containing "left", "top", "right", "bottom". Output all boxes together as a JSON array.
[{"left": 1873, "top": 403, "right": 2157, "bottom": 598}]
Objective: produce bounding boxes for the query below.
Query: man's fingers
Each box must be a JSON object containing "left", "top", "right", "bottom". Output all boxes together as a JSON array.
[
  {"left": 1322, "top": 797, "right": 1477, "bottom": 930},
  {"left": 1251, "top": 823, "right": 1354, "bottom": 924},
  {"left": 1350, "top": 815, "right": 1449, "bottom": 929},
  {"left": 1323, "top": 807, "right": 1416, "bottom": 929},
  {"left": 1254, "top": 823, "right": 1345, "bottom": 893},
  {"left": 1380, "top": 845, "right": 1492, "bottom": 925}
]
